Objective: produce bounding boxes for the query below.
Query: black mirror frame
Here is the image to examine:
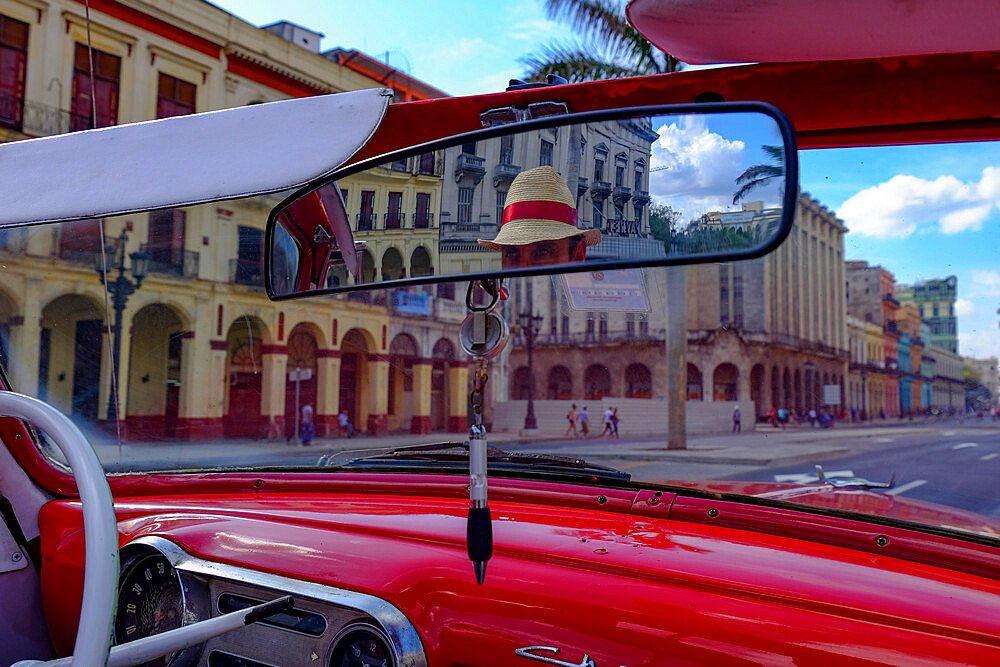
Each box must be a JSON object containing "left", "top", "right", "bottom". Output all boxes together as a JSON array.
[{"left": 264, "top": 101, "right": 798, "bottom": 301}]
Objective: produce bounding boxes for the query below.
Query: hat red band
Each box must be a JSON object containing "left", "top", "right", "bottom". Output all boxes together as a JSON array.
[{"left": 501, "top": 200, "right": 577, "bottom": 226}]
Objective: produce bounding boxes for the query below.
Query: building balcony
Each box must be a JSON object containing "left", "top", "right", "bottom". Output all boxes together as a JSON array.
[
  {"left": 230, "top": 258, "right": 264, "bottom": 288},
  {"left": 144, "top": 247, "right": 199, "bottom": 279},
  {"left": 590, "top": 180, "right": 612, "bottom": 200},
  {"left": 632, "top": 190, "right": 651, "bottom": 206},
  {"left": 576, "top": 177, "right": 589, "bottom": 196},
  {"left": 413, "top": 212, "right": 434, "bottom": 229},
  {"left": 511, "top": 328, "right": 665, "bottom": 348},
  {"left": 883, "top": 293, "right": 901, "bottom": 307},
  {"left": 612, "top": 185, "right": 632, "bottom": 204},
  {"left": 493, "top": 162, "right": 521, "bottom": 188},
  {"left": 454, "top": 153, "right": 486, "bottom": 185},
  {"left": 384, "top": 212, "right": 405, "bottom": 229},
  {"left": 884, "top": 321, "right": 900, "bottom": 335}
]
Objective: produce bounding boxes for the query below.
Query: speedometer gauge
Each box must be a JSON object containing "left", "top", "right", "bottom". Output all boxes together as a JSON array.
[
  {"left": 330, "top": 626, "right": 394, "bottom": 667},
  {"left": 115, "top": 552, "right": 185, "bottom": 667}
]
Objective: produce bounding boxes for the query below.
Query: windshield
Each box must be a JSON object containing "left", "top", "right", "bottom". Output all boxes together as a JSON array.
[{"left": 3, "top": 140, "right": 999, "bottom": 542}]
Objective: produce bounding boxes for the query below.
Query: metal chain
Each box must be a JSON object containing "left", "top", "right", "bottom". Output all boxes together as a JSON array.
[{"left": 470, "top": 357, "right": 488, "bottom": 429}]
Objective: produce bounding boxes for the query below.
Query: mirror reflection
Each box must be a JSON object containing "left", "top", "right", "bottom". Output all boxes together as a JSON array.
[{"left": 268, "top": 110, "right": 789, "bottom": 297}]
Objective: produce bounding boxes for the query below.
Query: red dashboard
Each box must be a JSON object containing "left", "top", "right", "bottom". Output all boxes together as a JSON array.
[{"left": 38, "top": 476, "right": 1000, "bottom": 665}]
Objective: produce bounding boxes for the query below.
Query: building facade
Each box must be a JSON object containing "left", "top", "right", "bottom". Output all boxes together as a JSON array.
[{"left": 897, "top": 276, "right": 958, "bottom": 353}]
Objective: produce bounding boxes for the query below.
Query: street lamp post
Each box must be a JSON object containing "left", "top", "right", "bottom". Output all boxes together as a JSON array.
[
  {"left": 95, "top": 229, "right": 150, "bottom": 428},
  {"left": 517, "top": 309, "right": 544, "bottom": 431}
]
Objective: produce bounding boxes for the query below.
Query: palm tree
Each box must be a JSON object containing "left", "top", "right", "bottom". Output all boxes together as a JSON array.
[
  {"left": 521, "top": 0, "right": 681, "bottom": 83},
  {"left": 732, "top": 144, "right": 785, "bottom": 205}
]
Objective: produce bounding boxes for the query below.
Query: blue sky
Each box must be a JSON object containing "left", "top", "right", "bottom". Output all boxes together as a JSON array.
[{"left": 216, "top": 1, "right": 1000, "bottom": 359}]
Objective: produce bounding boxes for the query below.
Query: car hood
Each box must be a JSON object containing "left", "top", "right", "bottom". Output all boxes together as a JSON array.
[{"left": 666, "top": 479, "right": 1000, "bottom": 540}]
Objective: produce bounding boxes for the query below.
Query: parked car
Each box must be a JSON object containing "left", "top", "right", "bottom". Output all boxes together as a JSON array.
[{"left": 1, "top": 1, "right": 1000, "bottom": 665}]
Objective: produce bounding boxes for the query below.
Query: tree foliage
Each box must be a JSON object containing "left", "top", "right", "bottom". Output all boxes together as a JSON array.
[
  {"left": 733, "top": 144, "right": 785, "bottom": 205},
  {"left": 521, "top": 0, "right": 681, "bottom": 83}
]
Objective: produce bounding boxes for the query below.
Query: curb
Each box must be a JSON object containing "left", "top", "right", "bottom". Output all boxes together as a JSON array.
[{"left": 580, "top": 446, "right": 851, "bottom": 467}]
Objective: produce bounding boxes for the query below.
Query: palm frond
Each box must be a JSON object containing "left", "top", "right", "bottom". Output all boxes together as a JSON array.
[
  {"left": 543, "top": 0, "right": 629, "bottom": 44},
  {"left": 734, "top": 165, "right": 783, "bottom": 186},
  {"left": 521, "top": 43, "right": 655, "bottom": 83}
]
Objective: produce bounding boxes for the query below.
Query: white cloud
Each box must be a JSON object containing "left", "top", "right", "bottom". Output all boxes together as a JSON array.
[
  {"left": 838, "top": 168, "right": 1000, "bottom": 238},
  {"left": 970, "top": 269, "right": 1000, "bottom": 297},
  {"left": 955, "top": 298, "right": 977, "bottom": 318},
  {"left": 959, "top": 327, "right": 1000, "bottom": 359},
  {"left": 433, "top": 38, "right": 494, "bottom": 62}
]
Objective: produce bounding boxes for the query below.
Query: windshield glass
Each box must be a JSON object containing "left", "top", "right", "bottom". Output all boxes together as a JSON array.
[{"left": 3, "top": 140, "right": 999, "bottom": 542}]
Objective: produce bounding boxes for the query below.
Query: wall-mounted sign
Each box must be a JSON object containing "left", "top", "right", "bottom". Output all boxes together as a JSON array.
[{"left": 562, "top": 268, "right": 649, "bottom": 312}]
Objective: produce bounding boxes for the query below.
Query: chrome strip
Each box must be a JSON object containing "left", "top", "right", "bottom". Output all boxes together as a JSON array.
[{"left": 129, "top": 536, "right": 427, "bottom": 667}]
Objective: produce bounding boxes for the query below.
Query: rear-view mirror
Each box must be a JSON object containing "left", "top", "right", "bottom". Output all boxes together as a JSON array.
[{"left": 265, "top": 103, "right": 797, "bottom": 299}]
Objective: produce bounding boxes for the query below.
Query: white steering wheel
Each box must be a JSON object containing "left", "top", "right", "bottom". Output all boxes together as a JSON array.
[{"left": 1, "top": 392, "right": 118, "bottom": 667}]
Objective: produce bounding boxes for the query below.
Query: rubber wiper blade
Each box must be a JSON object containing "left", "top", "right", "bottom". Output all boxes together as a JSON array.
[{"left": 345, "top": 442, "right": 630, "bottom": 483}]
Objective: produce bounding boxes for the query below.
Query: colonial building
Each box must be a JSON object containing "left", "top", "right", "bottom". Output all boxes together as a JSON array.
[
  {"left": 931, "top": 345, "right": 966, "bottom": 410},
  {"left": 0, "top": 0, "right": 461, "bottom": 440},
  {"left": 897, "top": 276, "right": 958, "bottom": 353},
  {"left": 846, "top": 260, "right": 902, "bottom": 416}
]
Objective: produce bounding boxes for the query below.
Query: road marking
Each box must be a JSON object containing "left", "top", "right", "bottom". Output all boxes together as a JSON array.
[
  {"left": 943, "top": 431, "right": 956, "bottom": 436},
  {"left": 775, "top": 470, "right": 853, "bottom": 484},
  {"left": 874, "top": 437, "right": 894, "bottom": 443},
  {"left": 953, "top": 442, "right": 979, "bottom": 450},
  {"left": 886, "top": 479, "right": 927, "bottom": 496},
  {"left": 981, "top": 453, "right": 999, "bottom": 461}
]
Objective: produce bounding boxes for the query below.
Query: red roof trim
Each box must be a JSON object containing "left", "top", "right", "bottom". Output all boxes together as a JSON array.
[
  {"left": 333, "top": 52, "right": 445, "bottom": 101},
  {"left": 71, "top": 0, "right": 221, "bottom": 59},
  {"left": 226, "top": 53, "right": 324, "bottom": 98}
]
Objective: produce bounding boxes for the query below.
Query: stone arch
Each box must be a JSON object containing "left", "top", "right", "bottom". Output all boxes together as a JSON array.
[
  {"left": 584, "top": 364, "right": 611, "bottom": 400},
  {"left": 410, "top": 246, "right": 432, "bottom": 278},
  {"left": 794, "top": 368, "right": 803, "bottom": 412},
  {"left": 361, "top": 250, "right": 376, "bottom": 283},
  {"left": 224, "top": 315, "right": 269, "bottom": 438},
  {"left": 625, "top": 363, "right": 652, "bottom": 398},
  {"left": 389, "top": 332, "right": 421, "bottom": 431},
  {"left": 381, "top": 247, "right": 405, "bottom": 281},
  {"left": 126, "top": 303, "right": 187, "bottom": 439},
  {"left": 431, "top": 338, "right": 455, "bottom": 429},
  {"left": 339, "top": 328, "right": 372, "bottom": 433},
  {"left": 713, "top": 363, "right": 739, "bottom": 401},
  {"left": 547, "top": 365, "right": 573, "bottom": 400},
  {"left": 770, "top": 366, "right": 780, "bottom": 408},
  {"left": 40, "top": 293, "right": 108, "bottom": 423},
  {"left": 285, "top": 323, "right": 320, "bottom": 440},
  {"left": 750, "top": 364, "right": 765, "bottom": 417},
  {"left": 687, "top": 363, "right": 703, "bottom": 400},
  {"left": 782, "top": 367, "right": 792, "bottom": 410}
]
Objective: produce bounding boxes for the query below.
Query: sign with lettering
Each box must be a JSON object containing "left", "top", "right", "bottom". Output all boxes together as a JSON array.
[
  {"left": 605, "top": 219, "right": 642, "bottom": 236},
  {"left": 562, "top": 268, "right": 649, "bottom": 311}
]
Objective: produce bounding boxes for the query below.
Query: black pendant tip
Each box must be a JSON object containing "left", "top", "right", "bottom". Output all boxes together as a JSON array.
[{"left": 473, "top": 560, "right": 487, "bottom": 585}]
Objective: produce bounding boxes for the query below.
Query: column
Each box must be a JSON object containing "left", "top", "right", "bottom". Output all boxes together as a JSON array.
[
  {"left": 447, "top": 361, "right": 469, "bottom": 432},
  {"left": 411, "top": 359, "right": 433, "bottom": 434},
  {"left": 260, "top": 346, "right": 288, "bottom": 440},
  {"left": 367, "top": 353, "right": 390, "bottom": 435},
  {"left": 8, "top": 280, "right": 42, "bottom": 394},
  {"left": 316, "top": 352, "right": 341, "bottom": 437}
]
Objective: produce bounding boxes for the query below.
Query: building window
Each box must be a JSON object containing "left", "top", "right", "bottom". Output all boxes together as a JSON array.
[
  {"left": 496, "top": 190, "right": 506, "bottom": 225},
  {"left": 614, "top": 204, "right": 624, "bottom": 221},
  {"left": 593, "top": 159, "right": 604, "bottom": 182},
  {"left": 626, "top": 312, "right": 635, "bottom": 337},
  {"left": 634, "top": 169, "right": 643, "bottom": 191},
  {"left": 358, "top": 190, "right": 375, "bottom": 230},
  {"left": 156, "top": 73, "right": 196, "bottom": 118},
  {"left": 733, "top": 264, "right": 744, "bottom": 328},
  {"left": 414, "top": 192, "right": 431, "bottom": 228},
  {"left": 234, "top": 226, "right": 263, "bottom": 286},
  {"left": 933, "top": 304, "right": 939, "bottom": 317},
  {"left": 417, "top": 151, "right": 435, "bottom": 174},
  {"left": 458, "top": 187, "right": 473, "bottom": 224},
  {"left": 585, "top": 313, "right": 595, "bottom": 341},
  {"left": 462, "top": 142, "right": 476, "bottom": 155},
  {"left": 719, "top": 265, "right": 730, "bottom": 325},
  {"left": 539, "top": 139, "right": 553, "bottom": 166},
  {"left": 389, "top": 157, "right": 408, "bottom": 171},
  {"left": 599, "top": 312, "right": 608, "bottom": 340},
  {"left": 639, "top": 314, "right": 649, "bottom": 337},
  {"left": 386, "top": 192, "right": 402, "bottom": 228},
  {"left": 70, "top": 43, "right": 121, "bottom": 131},
  {"left": 500, "top": 135, "right": 514, "bottom": 165},
  {"left": 147, "top": 209, "right": 186, "bottom": 275},
  {"left": 0, "top": 14, "right": 29, "bottom": 130},
  {"left": 593, "top": 200, "right": 603, "bottom": 228},
  {"left": 615, "top": 165, "right": 624, "bottom": 187}
]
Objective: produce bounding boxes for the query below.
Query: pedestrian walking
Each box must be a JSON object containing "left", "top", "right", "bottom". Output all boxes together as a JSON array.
[
  {"left": 808, "top": 408, "right": 817, "bottom": 427},
  {"left": 767, "top": 407, "right": 778, "bottom": 428},
  {"left": 300, "top": 403, "right": 315, "bottom": 446},
  {"left": 601, "top": 406, "right": 615, "bottom": 437},
  {"left": 732, "top": 405, "right": 741, "bottom": 432},
  {"left": 611, "top": 408, "right": 620, "bottom": 438},
  {"left": 338, "top": 409, "right": 354, "bottom": 438},
  {"left": 777, "top": 407, "right": 788, "bottom": 430},
  {"left": 580, "top": 406, "right": 590, "bottom": 437},
  {"left": 565, "top": 404, "right": 579, "bottom": 437}
]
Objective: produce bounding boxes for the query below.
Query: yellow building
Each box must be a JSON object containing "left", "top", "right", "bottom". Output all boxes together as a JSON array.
[{"left": 0, "top": 0, "right": 464, "bottom": 439}]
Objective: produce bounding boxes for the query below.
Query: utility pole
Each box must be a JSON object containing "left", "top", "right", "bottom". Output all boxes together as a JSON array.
[{"left": 664, "top": 265, "right": 687, "bottom": 449}]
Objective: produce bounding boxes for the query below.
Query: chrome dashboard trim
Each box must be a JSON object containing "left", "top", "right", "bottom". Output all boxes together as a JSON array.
[{"left": 128, "top": 535, "right": 427, "bottom": 667}]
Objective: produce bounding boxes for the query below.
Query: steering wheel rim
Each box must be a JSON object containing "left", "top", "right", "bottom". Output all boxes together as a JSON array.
[{"left": 0, "top": 392, "right": 118, "bottom": 667}]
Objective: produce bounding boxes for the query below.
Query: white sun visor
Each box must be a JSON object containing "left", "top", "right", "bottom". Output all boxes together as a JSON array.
[{"left": 0, "top": 87, "right": 392, "bottom": 226}]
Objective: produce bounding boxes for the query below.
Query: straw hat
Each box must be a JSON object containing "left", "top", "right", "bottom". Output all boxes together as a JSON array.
[{"left": 478, "top": 166, "right": 602, "bottom": 250}]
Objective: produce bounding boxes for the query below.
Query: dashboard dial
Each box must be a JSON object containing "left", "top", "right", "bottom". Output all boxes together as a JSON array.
[
  {"left": 330, "top": 628, "right": 393, "bottom": 667},
  {"left": 115, "top": 552, "right": 185, "bottom": 667}
]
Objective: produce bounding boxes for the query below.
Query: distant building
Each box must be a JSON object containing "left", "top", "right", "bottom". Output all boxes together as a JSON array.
[
  {"left": 896, "top": 276, "right": 957, "bottom": 353},
  {"left": 845, "top": 261, "right": 901, "bottom": 416},
  {"left": 963, "top": 355, "right": 999, "bottom": 408}
]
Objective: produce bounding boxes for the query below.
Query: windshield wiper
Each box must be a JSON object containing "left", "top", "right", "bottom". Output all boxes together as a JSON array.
[{"left": 342, "top": 442, "right": 631, "bottom": 484}]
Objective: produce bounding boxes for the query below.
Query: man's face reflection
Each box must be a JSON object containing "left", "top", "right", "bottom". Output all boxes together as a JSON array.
[{"left": 500, "top": 236, "right": 587, "bottom": 270}]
